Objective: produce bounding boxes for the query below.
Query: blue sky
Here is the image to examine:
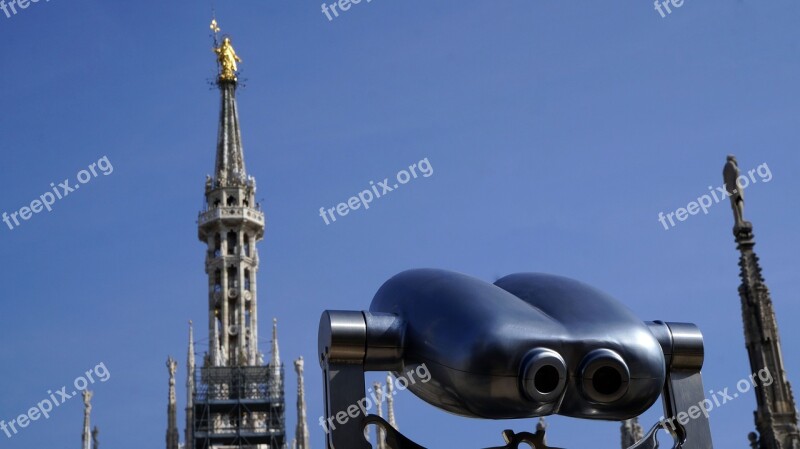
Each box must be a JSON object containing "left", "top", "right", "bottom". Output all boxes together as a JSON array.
[{"left": 1, "top": 0, "right": 799, "bottom": 447}]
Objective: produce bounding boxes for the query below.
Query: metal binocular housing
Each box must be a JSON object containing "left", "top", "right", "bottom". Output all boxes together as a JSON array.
[{"left": 319, "top": 269, "right": 713, "bottom": 449}]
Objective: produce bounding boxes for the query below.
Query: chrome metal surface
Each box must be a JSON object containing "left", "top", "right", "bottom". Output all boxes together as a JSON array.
[
  {"left": 369, "top": 269, "right": 665, "bottom": 420},
  {"left": 318, "top": 311, "right": 371, "bottom": 449},
  {"left": 318, "top": 269, "right": 714, "bottom": 449},
  {"left": 647, "top": 321, "right": 713, "bottom": 449}
]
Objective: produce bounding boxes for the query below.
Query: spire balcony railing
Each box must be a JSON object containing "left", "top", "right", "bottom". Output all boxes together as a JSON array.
[
  {"left": 198, "top": 206, "right": 265, "bottom": 227},
  {"left": 206, "top": 248, "right": 259, "bottom": 265}
]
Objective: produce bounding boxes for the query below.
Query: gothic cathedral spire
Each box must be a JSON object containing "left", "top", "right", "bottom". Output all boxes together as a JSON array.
[
  {"left": 199, "top": 27, "right": 265, "bottom": 368},
  {"left": 293, "top": 357, "right": 310, "bottom": 449},
  {"left": 184, "top": 322, "right": 195, "bottom": 449},
  {"left": 183, "top": 20, "right": 287, "bottom": 449},
  {"left": 166, "top": 357, "right": 179, "bottom": 449},
  {"left": 620, "top": 418, "right": 644, "bottom": 448},
  {"left": 724, "top": 155, "right": 800, "bottom": 449},
  {"left": 82, "top": 390, "right": 93, "bottom": 449}
]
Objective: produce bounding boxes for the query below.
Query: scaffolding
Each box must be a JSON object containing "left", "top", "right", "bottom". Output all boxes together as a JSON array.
[{"left": 193, "top": 365, "right": 286, "bottom": 449}]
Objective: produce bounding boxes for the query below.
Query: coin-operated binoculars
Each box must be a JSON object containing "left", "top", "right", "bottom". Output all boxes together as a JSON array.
[{"left": 318, "top": 269, "right": 714, "bottom": 449}]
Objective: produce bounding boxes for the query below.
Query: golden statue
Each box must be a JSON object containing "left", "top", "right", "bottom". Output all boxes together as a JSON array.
[{"left": 214, "top": 36, "right": 242, "bottom": 81}]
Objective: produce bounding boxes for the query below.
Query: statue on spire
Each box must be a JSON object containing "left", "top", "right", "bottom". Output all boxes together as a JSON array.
[
  {"left": 210, "top": 18, "right": 241, "bottom": 81},
  {"left": 167, "top": 356, "right": 177, "bottom": 377},
  {"left": 214, "top": 36, "right": 242, "bottom": 82},
  {"left": 723, "top": 154, "right": 751, "bottom": 233},
  {"left": 83, "top": 390, "right": 93, "bottom": 408}
]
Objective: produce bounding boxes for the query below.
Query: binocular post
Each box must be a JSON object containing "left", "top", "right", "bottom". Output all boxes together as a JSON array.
[
  {"left": 319, "top": 311, "right": 373, "bottom": 449},
  {"left": 647, "top": 321, "right": 714, "bottom": 449}
]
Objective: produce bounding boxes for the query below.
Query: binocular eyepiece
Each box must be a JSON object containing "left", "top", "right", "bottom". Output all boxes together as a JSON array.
[{"left": 519, "top": 346, "right": 632, "bottom": 408}]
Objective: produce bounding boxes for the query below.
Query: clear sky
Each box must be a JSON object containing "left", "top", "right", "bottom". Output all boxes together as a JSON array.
[{"left": 1, "top": 0, "right": 799, "bottom": 448}]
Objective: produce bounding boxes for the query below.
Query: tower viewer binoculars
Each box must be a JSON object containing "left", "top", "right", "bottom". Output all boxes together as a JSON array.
[{"left": 319, "top": 269, "right": 713, "bottom": 449}]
